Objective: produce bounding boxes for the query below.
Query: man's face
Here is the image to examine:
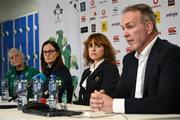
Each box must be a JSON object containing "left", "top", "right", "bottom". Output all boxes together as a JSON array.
[{"left": 121, "top": 10, "right": 149, "bottom": 53}]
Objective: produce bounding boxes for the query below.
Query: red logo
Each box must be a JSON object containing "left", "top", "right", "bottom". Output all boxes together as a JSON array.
[
  {"left": 113, "top": 35, "right": 120, "bottom": 42},
  {"left": 112, "top": 0, "right": 118, "bottom": 3},
  {"left": 168, "top": 27, "right": 176, "bottom": 35},
  {"left": 93, "top": 11, "right": 97, "bottom": 16},
  {"left": 102, "top": 9, "right": 106, "bottom": 15},
  {"left": 153, "top": 0, "right": 158, "bottom": 4},
  {"left": 81, "top": 16, "right": 86, "bottom": 22},
  {"left": 90, "top": 0, "right": 95, "bottom": 6}
]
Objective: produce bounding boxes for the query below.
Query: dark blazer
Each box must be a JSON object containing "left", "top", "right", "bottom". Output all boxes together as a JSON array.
[
  {"left": 77, "top": 60, "right": 120, "bottom": 105},
  {"left": 43, "top": 59, "right": 73, "bottom": 103},
  {"left": 113, "top": 37, "right": 180, "bottom": 114}
]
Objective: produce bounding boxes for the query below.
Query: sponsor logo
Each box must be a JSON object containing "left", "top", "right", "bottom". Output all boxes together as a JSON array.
[
  {"left": 53, "top": 4, "right": 63, "bottom": 19},
  {"left": 152, "top": 1, "right": 161, "bottom": 8},
  {"left": 100, "top": 9, "right": 108, "bottom": 19},
  {"left": 90, "top": 0, "right": 96, "bottom": 9},
  {"left": 111, "top": 22, "right": 120, "bottom": 27},
  {"left": 91, "top": 24, "right": 96, "bottom": 32},
  {"left": 81, "top": 16, "right": 86, "bottom": 22},
  {"left": 90, "top": 11, "right": 97, "bottom": 21},
  {"left": 168, "top": 27, "right": 177, "bottom": 35},
  {"left": 90, "top": 17, "right": 96, "bottom": 21},
  {"left": 166, "top": 12, "right": 178, "bottom": 18},
  {"left": 168, "top": 0, "right": 175, "bottom": 6},
  {"left": 101, "top": 21, "right": 108, "bottom": 32},
  {"left": 154, "top": 11, "right": 160, "bottom": 23},
  {"left": 99, "top": 0, "right": 108, "bottom": 4},
  {"left": 112, "top": 7, "right": 119, "bottom": 16},
  {"left": 70, "top": 0, "right": 78, "bottom": 11},
  {"left": 113, "top": 35, "right": 120, "bottom": 42},
  {"left": 112, "top": 0, "right": 118, "bottom": 3},
  {"left": 153, "top": 0, "right": 158, "bottom": 4},
  {"left": 81, "top": 26, "right": 88, "bottom": 33},
  {"left": 80, "top": 2, "right": 86, "bottom": 12}
]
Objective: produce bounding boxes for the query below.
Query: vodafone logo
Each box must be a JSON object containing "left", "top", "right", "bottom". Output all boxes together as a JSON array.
[
  {"left": 90, "top": 0, "right": 95, "bottom": 6},
  {"left": 113, "top": 35, "right": 120, "bottom": 42},
  {"left": 168, "top": 27, "right": 177, "bottom": 35},
  {"left": 102, "top": 9, "right": 106, "bottom": 15},
  {"left": 153, "top": 0, "right": 158, "bottom": 4}
]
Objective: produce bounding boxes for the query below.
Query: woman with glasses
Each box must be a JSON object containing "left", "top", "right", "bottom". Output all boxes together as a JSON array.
[
  {"left": 41, "top": 40, "right": 73, "bottom": 103},
  {"left": 75, "top": 33, "right": 120, "bottom": 105},
  {"left": 5, "top": 48, "right": 39, "bottom": 99}
]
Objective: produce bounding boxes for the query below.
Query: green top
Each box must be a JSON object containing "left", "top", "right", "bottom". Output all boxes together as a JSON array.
[{"left": 4, "top": 65, "right": 39, "bottom": 98}]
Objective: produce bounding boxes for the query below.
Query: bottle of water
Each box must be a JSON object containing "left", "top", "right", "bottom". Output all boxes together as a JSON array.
[
  {"left": 1, "top": 78, "right": 9, "bottom": 102},
  {"left": 61, "top": 90, "right": 67, "bottom": 110},
  {"left": 17, "top": 74, "right": 28, "bottom": 110},
  {"left": 33, "top": 76, "right": 43, "bottom": 102},
  {"left": 48, "top": 74, "right": 57, "bottom": 109}
]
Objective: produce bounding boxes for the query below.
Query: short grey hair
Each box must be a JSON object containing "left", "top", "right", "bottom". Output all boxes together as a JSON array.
[
  {"left": 122, "top": 3, "right": 158, "bottom": 33},
  {"left": 8, "top": 48, "right": 25, "bottom": 63}
]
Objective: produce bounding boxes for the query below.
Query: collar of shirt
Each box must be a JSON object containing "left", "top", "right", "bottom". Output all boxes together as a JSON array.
[
  {"left": 82, "top": 59, "right": 105, "bottom": 89},
  {"left": 135, "top": 36, "right": 158, "bottom": 60},
  {"left": 89, "top": 59, "right": 105, "bottom": 73}
]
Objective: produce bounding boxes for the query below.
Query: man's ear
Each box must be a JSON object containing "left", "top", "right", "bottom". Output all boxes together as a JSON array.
[{"left": 146, "top": 21, "right": 153, "bottom": 34}]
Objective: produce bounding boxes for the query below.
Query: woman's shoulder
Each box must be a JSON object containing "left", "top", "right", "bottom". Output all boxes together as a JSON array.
[
  {"left": 5, "top": 69, "right": 14, "bottom": 78},
  {"left": 55, "top": 65, "right": 71, "bottom": 75},
  {"left": 102, "top": 60, "right": 118, "bottom": 68}
]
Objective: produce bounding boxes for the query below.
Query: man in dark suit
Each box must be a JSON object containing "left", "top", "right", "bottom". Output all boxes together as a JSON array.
[{"left": 90, "top": 3, "right": 180, "bottom": 114}]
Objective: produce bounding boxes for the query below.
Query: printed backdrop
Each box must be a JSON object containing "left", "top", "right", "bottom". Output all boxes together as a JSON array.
[
  {"left": 79, "top": 0, "right": 180, "bottom": 74},
  {"left": 38, "top": 0, "right": 81, "bottom": 97},
  {"left": 38, "top": 0, "right": 180, "bottom": 96}
]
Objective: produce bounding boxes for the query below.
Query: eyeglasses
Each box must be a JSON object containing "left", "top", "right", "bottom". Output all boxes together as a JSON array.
[{"left": 43, "top": 50, "right": 56, "bottom": 55}]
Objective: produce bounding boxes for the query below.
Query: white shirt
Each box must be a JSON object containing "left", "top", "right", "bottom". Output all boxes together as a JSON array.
[
  {"left": 113, "top": 36, "right": 158, "bottom": 113},
  {"left": 82, "top": 59, "right": 105, "bottom": 88}
]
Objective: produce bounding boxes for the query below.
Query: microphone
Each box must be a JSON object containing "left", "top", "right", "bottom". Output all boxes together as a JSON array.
[
  {"left": 8, "top": 73, "right": 47, "bottom": 102},
  {"left": 31, "top": 73, "right": 47, "bottom": 82}
]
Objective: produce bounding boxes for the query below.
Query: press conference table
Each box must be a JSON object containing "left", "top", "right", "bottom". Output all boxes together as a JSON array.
[{"left": 0, "top": 103, "right": 180, "bottom": 120}]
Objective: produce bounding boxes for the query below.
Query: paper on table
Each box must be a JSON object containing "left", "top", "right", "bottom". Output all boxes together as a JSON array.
[{"left": 72, "top": 110, "right": 113, "bottom": 118}]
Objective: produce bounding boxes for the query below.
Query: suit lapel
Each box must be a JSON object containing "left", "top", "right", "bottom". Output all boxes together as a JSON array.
[
  {"left": 86, "top": 61, "right": 106, "bottom": 83},
  {"left": 144, "top": 38, "right": 162, "bottom": 91},
  {"left": 80, "top": 69, "right": 91, "bottom": 86}
]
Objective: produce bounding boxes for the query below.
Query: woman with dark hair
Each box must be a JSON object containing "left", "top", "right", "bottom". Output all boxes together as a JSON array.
[
  {"left": 41, "top": 40, "right": 73, "bottom": 103},
  {"left": 76, "top": 33, "right": 120, "bottom": 105}
]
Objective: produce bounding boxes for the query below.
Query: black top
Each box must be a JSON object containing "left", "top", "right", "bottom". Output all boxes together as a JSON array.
[
  {"left": 77, "top": 60, "right": 120, "bottom": 105},
  {"left": 43, "top": 59, "right": 73, "bottom": 103}
]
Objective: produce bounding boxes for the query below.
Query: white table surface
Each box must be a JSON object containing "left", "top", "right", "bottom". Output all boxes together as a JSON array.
[{"left": 0, "top": 103, "right": 180, "bottom": 120}]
